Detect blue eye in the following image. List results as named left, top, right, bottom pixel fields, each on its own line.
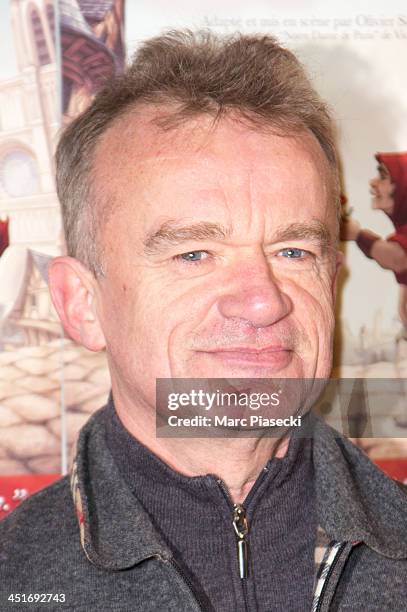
left=279, top=248, right=307, bottom=258
left=178, top=251, right=209, bottom=262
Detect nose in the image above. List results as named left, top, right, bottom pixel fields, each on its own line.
left=217, top=257, right=293, bottom=328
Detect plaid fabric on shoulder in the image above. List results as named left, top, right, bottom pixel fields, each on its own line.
left=70, top=458, right=90, bottom=561
left=314, top=525, right=331, bottom=571
left=312, top=526, right=345, bottom=611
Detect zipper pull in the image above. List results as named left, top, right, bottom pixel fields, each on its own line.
left=232, top=504, right=249, bottom=579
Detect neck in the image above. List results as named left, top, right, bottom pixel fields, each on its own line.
left=112, top=390, right=289, bottom=505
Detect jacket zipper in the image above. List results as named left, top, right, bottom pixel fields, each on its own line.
left=215, top=478, right=251, bottom=610
left=233, top=503, right=250, bottom=611
left=217, top=468, right=269, bottom=582
left=217, top=473, right=271, bottom=612
left=165, top=472, right=268, bottom=611
left=314, top=542, right=347, bottom=612
left=233, top=503, right=249, bottom=579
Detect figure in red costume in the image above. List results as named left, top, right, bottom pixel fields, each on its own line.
left=0, top=217, right=9, bottom=258
left=341, top=151, right=407, bottom=333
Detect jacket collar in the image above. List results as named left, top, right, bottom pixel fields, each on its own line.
left=71, top=407, right=172, bottom=570
left=313, top=416, right=407, bottom=559
left=70, top=406, right=407, bottom=570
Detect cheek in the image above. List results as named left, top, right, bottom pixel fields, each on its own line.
left=378, top=180, right=393, bottom=198
left=108, top=270, right=219, bottom=355
left=285, top=274, right=336, bottom=334
left=291, top=284, right=336, bottom=376
left=96, top=270, right=158, bottom=366
left=166, top=283, right=221, bottom=352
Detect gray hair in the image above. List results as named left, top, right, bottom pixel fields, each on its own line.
left=55, top=30, right=340, bottom=274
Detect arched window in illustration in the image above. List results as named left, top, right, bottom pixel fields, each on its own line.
left=46, top=3, right=55, bottom=47
left=0, top=149, right=40, bottom=197
left=30, top=7, right=51, bottom=65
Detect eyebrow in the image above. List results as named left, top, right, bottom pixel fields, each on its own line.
left=144, top=221, right=231, bottom=254
left=377, top=163, right=390, bottom=178
left=143, top=219, right=332, bottom=255
left=270, top=221, right=333, bottom=252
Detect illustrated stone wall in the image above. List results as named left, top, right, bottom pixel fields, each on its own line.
left=1, top=337, right=407, bottom=476
left=0, top=339, right=110, bottom=474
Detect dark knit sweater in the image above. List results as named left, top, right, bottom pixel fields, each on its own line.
left=104, top=403, right=317, bottom=612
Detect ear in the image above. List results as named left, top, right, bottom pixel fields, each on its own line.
left=48, top=256, right=106, bottom=351
left=332, top=250, right=344, bottom=302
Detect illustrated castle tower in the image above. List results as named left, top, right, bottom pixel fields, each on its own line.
left=0, top=0, right=59, bottom=253
left=0, top=0, right=125, bottom=254
left=0, top=0, right=125, bottom=347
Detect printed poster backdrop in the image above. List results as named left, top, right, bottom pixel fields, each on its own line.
left=0, top=0, right=125, bottom=517
left=0, top=0, right=406, bottom=517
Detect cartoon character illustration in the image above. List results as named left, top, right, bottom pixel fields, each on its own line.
left=0, top=217, right=9, bottom=258
left=341, top=151, right=407, bottom=334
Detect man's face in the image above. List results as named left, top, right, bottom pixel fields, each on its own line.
left=370, top=162, right=395, bottom=214
left=92, top=112, right=339, bottom=409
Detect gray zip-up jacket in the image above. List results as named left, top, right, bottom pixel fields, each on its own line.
left=1, top=407, right=407, bottom=611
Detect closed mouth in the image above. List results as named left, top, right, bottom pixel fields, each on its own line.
left=198, top=346, right=293, bottom=367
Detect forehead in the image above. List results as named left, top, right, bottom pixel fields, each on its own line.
left=92, top=108, right=334, bottom=232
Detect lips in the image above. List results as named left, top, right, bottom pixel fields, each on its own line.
left=199, top=346, right=293, bottom=368
left=205, top=345, right=289, bottom=353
